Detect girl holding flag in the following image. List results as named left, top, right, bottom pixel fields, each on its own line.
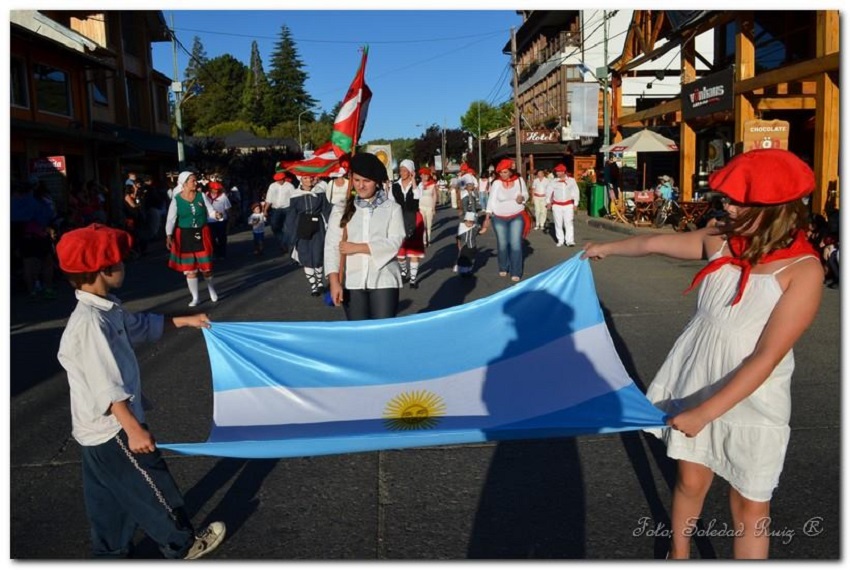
left=582, top=149, right=823, bottom=559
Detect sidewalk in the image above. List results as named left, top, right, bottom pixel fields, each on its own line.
left=579, top=210, right=676, bottom=237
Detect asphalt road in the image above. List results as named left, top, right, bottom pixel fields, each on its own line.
left=9, top=206, right=840, bottom=559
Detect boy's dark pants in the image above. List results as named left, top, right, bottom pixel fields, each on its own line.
left=81, top=429, right=194, bottom=558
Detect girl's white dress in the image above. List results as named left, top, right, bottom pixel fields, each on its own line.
left=645, top=243, right=815, bottom=502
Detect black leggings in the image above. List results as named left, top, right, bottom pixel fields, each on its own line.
left=343, top=288, right=400, bottom=321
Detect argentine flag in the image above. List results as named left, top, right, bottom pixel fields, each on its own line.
left=160, top=255, right=666, bottom=459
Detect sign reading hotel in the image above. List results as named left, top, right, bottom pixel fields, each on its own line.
left=521, top=130, right=561, bottom=144
left=743, top=119, right=790, bottom=152
left=681, top=67, right=734, bottom=121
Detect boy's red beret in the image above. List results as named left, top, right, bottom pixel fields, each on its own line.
left=553, top=163, right=568, bottom=173
left=56, top=224, right=132, bottom=273
left=708, top=149, right=815, bottom=205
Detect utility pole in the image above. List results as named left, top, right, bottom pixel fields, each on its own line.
left=602, top=10, right=610, bottom=163
left=511, top=27, right=523, bottom=178
left=477, top=101, right=483, bottom=173
left=170, top=13, right=186, bottom=170
left=441, top=117, right=447, bottom=176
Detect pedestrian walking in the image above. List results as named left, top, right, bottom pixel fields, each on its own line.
left=263, top=171, right=294, bottom=254
left=481, top=158, right=528, bottom=282
left=531, top=169, right=549, bottom=230
left=546, top=163, right=581, bottom=247
left=165, top=171, right=219, bottom=307
left=581, top=149, right=824, bottom=559
left=287, top=174, right=333, bottom=296
left=417, top=166, right=438, bottom=246
left=326, top=160, right=352, bottom=207
left=478, top=170, right=490, bottom=211
left=54, top=223, right=226, bottom=559
left=325, top=152, right=405, bottom=320
left=391, top=159, right=426, bottom=289
left=206, top=181, right=231, bottom=259
left=455, top=211, right=481, bottom=276
left=248, top=202, right=266, bottom=255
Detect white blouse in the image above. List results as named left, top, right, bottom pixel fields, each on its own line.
left=324, top=200, right=406, bottom=290
left=485, top=177, right=528, bottom=217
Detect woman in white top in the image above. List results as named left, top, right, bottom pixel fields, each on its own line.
left=325, top=153, right=406, bottom=320
left=481, top=158, right=528, bottom=282
left=326, top=159, right=351, bottom=207
left=417, top=166, right=439, bottom=246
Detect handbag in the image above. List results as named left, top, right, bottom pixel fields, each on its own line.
left=297, top=211, right=321, bottom=239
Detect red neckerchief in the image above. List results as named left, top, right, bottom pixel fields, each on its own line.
left=499, top=175, right=519, bottom=187
left=423, top=179, right=436, bottom=187
left=684, top=229, right=818, bottom=305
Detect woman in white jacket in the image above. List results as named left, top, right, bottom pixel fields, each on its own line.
left=325, top=152, right=406, bottom=320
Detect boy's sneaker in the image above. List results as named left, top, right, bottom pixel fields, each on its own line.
left=184, top=521, right=226, bottom=559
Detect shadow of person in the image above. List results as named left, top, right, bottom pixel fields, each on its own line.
left=601, top=304, right=716, bottom=559
left=468, top=290, right=623, bottom=558
left=419, top=275, right=478, bottom=313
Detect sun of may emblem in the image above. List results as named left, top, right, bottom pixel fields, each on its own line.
left=383, top=390, right=447, bottom=431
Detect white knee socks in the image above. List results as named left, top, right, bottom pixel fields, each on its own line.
left=187, top=276, right=199, bottom=306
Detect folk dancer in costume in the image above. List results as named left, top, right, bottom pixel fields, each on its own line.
left=165, top=171, right=219, bottom=307
left=391, top=159, right=426, bottom=289
left=263, top=170, right=294, bottom=255
left=583, top=149, right=823, bottom=559
left=480, top=158, right=528, bottom=282
left=417, top=166, right=439, bottom=246
left=325, top=152, right=405, bottom=320
left=546, top=163, right=581, bottom=247
left=286, top=174, right=333, bottom=296
left=326, top=158, right=351, bottom=208
left=531, top=169, right=549, bottom=230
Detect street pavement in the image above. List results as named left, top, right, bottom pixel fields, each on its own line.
left=9, top=205, right=840, bottom=559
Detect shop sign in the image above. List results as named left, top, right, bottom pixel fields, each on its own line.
left=681, top=67, right=734, bottom=121
left=29, top=155, right=66, bottom=175
left=743, top=119, right=790, bottom=152
left=522, top=130, right=561, bottom=144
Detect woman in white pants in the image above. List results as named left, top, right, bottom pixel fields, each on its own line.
left=417, top=167, right=438, bottom=246
left=546, top=164, right=581, bottom=247
left=531, top=169, right=549, bottom=230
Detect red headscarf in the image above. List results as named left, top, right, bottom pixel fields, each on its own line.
left=684, top=230, right=818, bottom=305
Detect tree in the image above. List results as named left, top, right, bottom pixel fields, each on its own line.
left=239, top=41, right=272, bottom=126
left=188, top=55, right=248, bottom=134
left=265, top=24, right=316, bottom=127
left=180, top=36, right=209, bottom=134
left=460, top=100, right=513, bottom=137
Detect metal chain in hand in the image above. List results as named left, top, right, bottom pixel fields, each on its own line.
left=115, top=433, right=176, bottom=522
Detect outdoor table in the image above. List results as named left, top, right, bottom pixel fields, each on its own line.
left=678, top=201, right=710, bottom=229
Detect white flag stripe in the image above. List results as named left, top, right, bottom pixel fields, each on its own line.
left=213, top=323, right=631, bottom=427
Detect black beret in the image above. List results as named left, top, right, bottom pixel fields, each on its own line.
left=349, top=152, right=388, bottom=183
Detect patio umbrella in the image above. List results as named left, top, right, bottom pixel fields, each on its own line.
left=600, top=129, right=679, bottom=189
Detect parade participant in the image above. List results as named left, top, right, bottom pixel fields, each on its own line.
left=263, top=170, right=294, bottom=254
left=481, top=158, right=528, bottom=282
left=531, top=169, right=549, bottom=230
left=391, top=159, right=425, bottom=289
left=417, top=166, right=438, bottom=246
left=12, top=177, right=58, bottom=299
left=248, top=202, right=266, bottom=255
left=165, top=171, right=219, bottom=307
left=478, top=169, right=490, bottom=211
left=325, top=152, right=405, bottom=320
left=55, top=224, right=226, bottom=559
left=459, top=173, right=479, bottom=217
left=123, top=181, right=146, bottom=258
left=326, top=159, right=351, bottom=207
left=206, top=181, right=231, bottom=259
left=582, top=149, right=823, bottom=559
left=455, top=211, right=481, bottom=276
left=546, top=164, right=581, bottom=247
left=286, top=174, right=333, bottom=296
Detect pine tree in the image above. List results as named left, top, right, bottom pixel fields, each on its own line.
left=180, top=36, right=209, bottom=134
left=239, top=41, right=271, bottom=127
left=265, top=24, right=317, bottom=128
left=190, top=54, right=248, bottom=134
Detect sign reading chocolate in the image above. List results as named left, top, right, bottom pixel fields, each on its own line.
left=681, top=67, right=734, bottom=121
left=521, top=130, right=561, bottom=144
left=743, top=119, right=790, bottom=152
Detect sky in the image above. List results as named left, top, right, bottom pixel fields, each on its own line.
left=151, top=10, right=526, bottom=142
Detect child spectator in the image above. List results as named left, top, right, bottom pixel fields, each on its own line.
left=248, top=202, right=266, bottom=255
left=454, top=211, right=480, bottom=276
left=55, top=223, right=226, bottom=559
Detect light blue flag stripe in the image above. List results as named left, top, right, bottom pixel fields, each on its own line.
left=203, top=254, right=605, bottom=392
left=159, top=254, right=668, bottom=459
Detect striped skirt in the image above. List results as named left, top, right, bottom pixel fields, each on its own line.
left=167, top=226, right=214, bottom=273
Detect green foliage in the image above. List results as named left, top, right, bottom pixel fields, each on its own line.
left=184, top=55, right=247, bottom=134
left=265, top=25, right=316, bottom=127
left=239, top=41, right=272, bottom=126
left=460, top=100, right=512, bottom=135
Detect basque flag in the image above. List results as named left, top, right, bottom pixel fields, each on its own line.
left=160, top=255, right=666, bottom=459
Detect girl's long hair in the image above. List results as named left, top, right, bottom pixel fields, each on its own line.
left=720, top=199, right=809, bottom=263
left=340, top=185, right=357, bottom=228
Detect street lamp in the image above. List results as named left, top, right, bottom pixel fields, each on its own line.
left=298, top=106, right=321, bottom=152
